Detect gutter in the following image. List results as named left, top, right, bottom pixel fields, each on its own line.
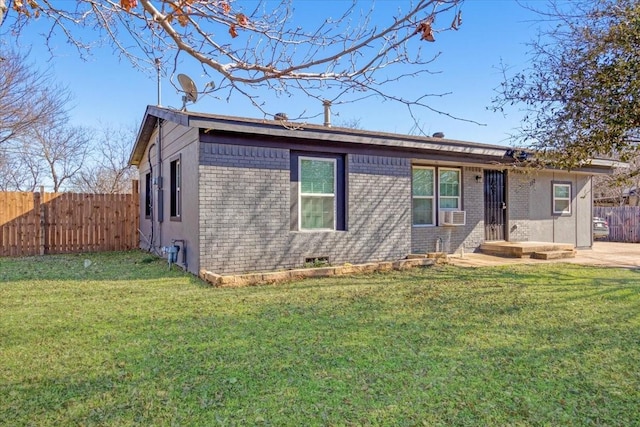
left=129, top=106, right=628, bottom=173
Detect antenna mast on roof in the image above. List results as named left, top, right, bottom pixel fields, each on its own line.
left=155, top=58, right=162, bottom=106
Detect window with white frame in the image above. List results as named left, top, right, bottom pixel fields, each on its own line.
left=412, top=167, right=435, bottom=225
left=412, top=166, right=461, bottom=226
left=439, top=168, right=461, bottom=210
left=553, top=182, right=571, bottom=215
left=299, top=157, right=336, bottom=230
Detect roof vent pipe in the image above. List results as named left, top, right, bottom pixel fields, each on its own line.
left=323, top=100, right=332, bottom=127
left=432, top=132, right=445, bottom=138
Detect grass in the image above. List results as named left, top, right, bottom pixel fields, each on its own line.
left=1, top=251, right=639, bottom=426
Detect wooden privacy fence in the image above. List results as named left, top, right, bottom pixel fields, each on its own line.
left=593, top=206, right=640, bottom=243
left=0, top=184, right=139, bottom=257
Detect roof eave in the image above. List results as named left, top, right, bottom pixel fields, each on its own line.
left=189, top=117, right=509, bottom=160
left=587, top=158, right=629, bottom=168
left=128, top=106, right=624, bottom=174
left=129, top=105, right=190, bottom=166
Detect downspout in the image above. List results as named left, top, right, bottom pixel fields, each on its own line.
left=156, top=119, right=164, bottom=248
left=147, top=142, right=156, bottom=252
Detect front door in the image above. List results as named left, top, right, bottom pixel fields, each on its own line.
left=484, top=170, right=507, bottom=241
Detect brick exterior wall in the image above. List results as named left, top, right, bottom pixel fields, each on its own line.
left=347, top=154, right=412, bottom=262
left=199, top=144, right=412, bottom=274
left=197, top=142, right=575, bottom=274
left=411, top=166, right=486, bottom=254
left=198, top=143, right=290, bottom=274
left=410, top=167, right=537, bottom=254
left=132, top=109, right=596, bottom=275
left=507, top=171, right=531, bottom=241
left=460, top=167, right=487, bottom=251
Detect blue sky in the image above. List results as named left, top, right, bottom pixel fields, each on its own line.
left=3, top=1, right=546, bottom=146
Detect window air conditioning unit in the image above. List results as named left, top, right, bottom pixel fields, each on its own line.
left=440, top=210, right=466, bottom=226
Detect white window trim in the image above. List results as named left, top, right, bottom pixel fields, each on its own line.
left=412, top=166, right=462, bottom=227
left=298, top=156, right=337, bottom=231
left=553, top=183, right=571, bottom=215
left=438, top=167, right=461, bottom=211
left=412, top=166, right=436, bottom=226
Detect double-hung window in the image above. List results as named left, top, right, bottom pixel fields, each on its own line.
left=553, top=182, right=571, bottom=215
left=412, top=166, right=461, bottom=226
left=439, top=168, right=461, bottom=210
left=299, top=157, right=336, bottom=230
left=412, top=167, right=435, bottom=225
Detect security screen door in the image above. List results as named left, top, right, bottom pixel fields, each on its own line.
left=484, top=170, right=507, bottom=241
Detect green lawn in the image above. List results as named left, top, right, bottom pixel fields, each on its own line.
left=1, top=251, right=639, bottom=426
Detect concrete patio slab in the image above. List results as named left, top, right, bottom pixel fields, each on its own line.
left=447, top=242, right=640, bottom=269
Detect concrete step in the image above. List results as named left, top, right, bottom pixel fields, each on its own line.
left=480, top=241, right=575, bottom=258
left=530, top=249, right=577, bottom=260
left=408, top=253, right=447, bottom=263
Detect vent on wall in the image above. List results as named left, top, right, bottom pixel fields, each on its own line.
left=440, top=210, right=466, bottom=226
left=304, top=256, right=329, bottom=267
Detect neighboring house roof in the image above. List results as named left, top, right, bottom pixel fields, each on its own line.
left=594, top=187, right=638, bottom=205
left=130, top=105, right=622, bottom=173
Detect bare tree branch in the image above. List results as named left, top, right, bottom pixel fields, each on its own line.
left=4, top=0, right=466, bottom=124
left=2, top=124, right=91, bottom=192
left=70, top=123, right=138, bottom=193
left=0, top=49, right=71, bottom=146
left=34, top=125, right=92, bottom=192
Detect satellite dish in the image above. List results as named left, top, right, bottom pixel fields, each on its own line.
left=177, top=73, right=198, bottom=110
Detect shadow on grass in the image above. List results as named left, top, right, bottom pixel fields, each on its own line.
left=11, top=295, right=640, bottom=424
left=2, top=260, right=639, bottom=425
left=0, top=250, right=206, bottom=285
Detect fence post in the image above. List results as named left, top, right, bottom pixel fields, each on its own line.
left=33, top=187, right=46, bottom=255
left=131, top=180, right=139, bottom=249
left=40, top=200, right=46, bottom=255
